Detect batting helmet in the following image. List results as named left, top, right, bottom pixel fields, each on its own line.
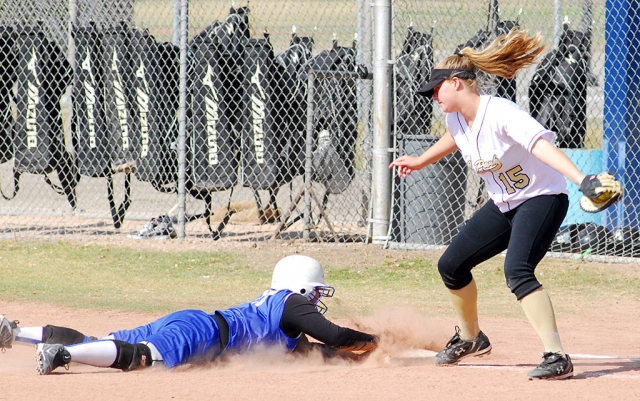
left=271, top=255, right=335, bottom=314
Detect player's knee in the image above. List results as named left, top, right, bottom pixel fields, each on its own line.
left=504, top=271, right=540, bottom=300
left=110, top=340, right=153, bottom=371
left=437, top=258, right=471, bottom=289
left=437, top=258, right=455, bottom=284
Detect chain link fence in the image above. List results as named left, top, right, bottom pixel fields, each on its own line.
left=0, top=0, right=638, bottom=260
left=0, top=0, right=373, bottom=242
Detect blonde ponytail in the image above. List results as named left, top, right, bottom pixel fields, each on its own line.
left=438, top=28, right=545, bottom=79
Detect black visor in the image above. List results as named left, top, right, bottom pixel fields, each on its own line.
left=416, top=68, right=477, bottom=98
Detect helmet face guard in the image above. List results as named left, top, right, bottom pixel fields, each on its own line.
left=307, top=285, right=335, bottom=315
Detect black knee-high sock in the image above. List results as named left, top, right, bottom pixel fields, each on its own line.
left=42, top=325, right=90, bottom=345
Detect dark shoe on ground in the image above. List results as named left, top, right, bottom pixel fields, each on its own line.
left=0, top=315, right=19, bottom=352
left=528, top=352, right=574, bottom=380
left=434, top=326, right=492, bottom=365
left=36, top=343, right=71, bottom=375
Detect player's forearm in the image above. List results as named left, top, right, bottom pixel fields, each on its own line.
left=416, top=131, right=458, bottom=168
left=531, top=138, right=586, bottom=185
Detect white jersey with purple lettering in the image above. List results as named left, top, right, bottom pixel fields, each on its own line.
left=446, top=95, right=568, bottom=212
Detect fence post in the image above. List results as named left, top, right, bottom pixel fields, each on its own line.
left=303, top=71, right=316, bottom=241
left=176, top=0, right=189, bottom=240
left=370, top=0, right=393, bottom=244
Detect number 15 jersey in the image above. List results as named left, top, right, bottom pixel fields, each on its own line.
left=447, top=95, right=568, bottom=213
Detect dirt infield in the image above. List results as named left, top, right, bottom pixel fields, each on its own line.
left=2, top=297, right=640, bottom=401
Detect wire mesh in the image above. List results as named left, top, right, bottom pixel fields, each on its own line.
left=0, top=0, right=637, bottom=261
left=0, top=0, right=373, bottom=243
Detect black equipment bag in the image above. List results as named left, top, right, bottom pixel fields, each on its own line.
left=131, top=30, right=180, bottom=192
left=241, top=32, right=312, bottom=191
left=72, top=23, right=112, bottom=178
left=188, top=29, right=239, bottom=193
left=188, top=7, right=250, bottom=195
left=180, top=8, right=251, bottom=239
left=272, top=33, right=314, bottom=181
left=191, top=6, right=249, bottom=63
left=72, top=22, right=132, bottom=228
left=529, top=22, right=589, bottom=149
left=395, top=26, right=434, bottom=136
left=241, top=36, right=289, bottom=191
left=455, top=19, right=518, bottom=101
left=1, top=26, right=16, bottom=166
left=102, top=22, right=140, bottom=171
left=307, top=42, right=358, bottom=195
left=13, top=22, right=79, bottom=208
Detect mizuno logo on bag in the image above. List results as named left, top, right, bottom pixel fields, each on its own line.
left=81, top=52, right=97, bottom=148
left=135, top=59, right=150, bottom=158
left=111, top=49, right=129, bottom=149
left=26, top=47, right=40, bottom=148
left=202, top=64, right=219, bottom=165
left=250, top=62, right=265, bottom=164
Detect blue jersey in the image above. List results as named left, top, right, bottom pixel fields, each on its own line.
left=218, top=289, right=300, bottom=352
left=108, top=289, right=298, bottom=368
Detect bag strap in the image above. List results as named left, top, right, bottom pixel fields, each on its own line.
left=0, top=168, right=20, bottom=200
left=107, top=172, right=132, bottom=229
left=185, top=187, right=235, bottom=240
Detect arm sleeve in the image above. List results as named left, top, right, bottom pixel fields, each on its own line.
left=500, top=100, right=555, bottom=152
left=281, top=294, right=378, bottom=351
left=293, top=334, right=373, bottom=362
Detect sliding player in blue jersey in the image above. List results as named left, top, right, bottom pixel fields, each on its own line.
left=0, top=255, right=378, bottom=375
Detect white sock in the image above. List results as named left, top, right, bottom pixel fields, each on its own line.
left=14, top=327, right=44, bottom=345
left=66, top=340, right=118, bottom=367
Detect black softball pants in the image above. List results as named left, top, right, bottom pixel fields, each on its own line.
left=438, top=193, right=569, bottom=300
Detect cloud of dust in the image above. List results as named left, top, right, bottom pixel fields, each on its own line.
left=179, top=306, right=451, bottom=373
left=331, top=306, right=452, bottom=365
left=177, top=343, right=347, bottom=374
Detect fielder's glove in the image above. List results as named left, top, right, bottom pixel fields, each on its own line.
left=579, top=173, right=623, bottom=213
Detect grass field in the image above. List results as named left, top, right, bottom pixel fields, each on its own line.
left=2, top=239, right=639, bottom=318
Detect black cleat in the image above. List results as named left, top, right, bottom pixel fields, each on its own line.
left=528, top=352, right=574, bottom=380
left=36, top=343, right=72, bottom=375
left=434, top=326, right=492, bottom=365
left=0, top=315, right=19, bottom=352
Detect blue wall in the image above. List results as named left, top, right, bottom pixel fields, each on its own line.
left=604, top=0, right=640, bottom=230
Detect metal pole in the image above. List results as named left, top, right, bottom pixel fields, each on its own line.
left=176, top=0, right=188, bottom=241
left=370, top=0, right=393, bottom=244
left=303, top=71, right=316, bottom=241
left=65, top=0, right=78, bottom=156
left=68, top=0, right=77, bottom=70
left=554, top=0, right=562, bottom=48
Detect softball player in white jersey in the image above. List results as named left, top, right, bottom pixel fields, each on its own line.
left=390, top=28, right=594, bottom=380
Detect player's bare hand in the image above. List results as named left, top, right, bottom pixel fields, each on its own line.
left=389, top=155, right=421, bottom=178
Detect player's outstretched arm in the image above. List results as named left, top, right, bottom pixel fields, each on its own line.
left=389, top=131, right=458, bottom=178
left=530, top=137, right=585, bottom=185
left=293, top=334, right=376, bottom=362
left=281, top=294, right=379, bottom=360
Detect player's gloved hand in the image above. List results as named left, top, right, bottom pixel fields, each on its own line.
left=579, top=172, right=623, bottom=213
